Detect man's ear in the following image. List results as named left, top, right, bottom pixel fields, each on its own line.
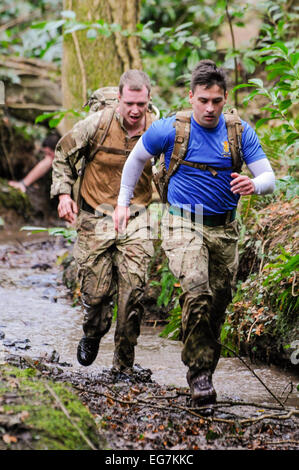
left=188, top=90, right=193, bottom=104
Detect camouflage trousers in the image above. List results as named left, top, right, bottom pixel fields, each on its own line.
left=73, top=208, right=154, bottom=371
left=161, top=210, right=240, bottom=377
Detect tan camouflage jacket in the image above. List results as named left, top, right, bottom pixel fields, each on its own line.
left=50, top=111, right=104, bottom=199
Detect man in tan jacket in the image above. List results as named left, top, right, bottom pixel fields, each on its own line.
left=51, top=70, right=157, bottom=373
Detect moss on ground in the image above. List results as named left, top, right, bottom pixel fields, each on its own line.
left=0, top=364, right=103, bottom=450
left=0, top=178, right=32, bottom=217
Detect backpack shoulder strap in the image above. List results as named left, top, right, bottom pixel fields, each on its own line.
left=88, top=105, right=117, bottom=162
left=223, top=108, right=244, bottom=173
left=165, top=109, right=192, bottom=182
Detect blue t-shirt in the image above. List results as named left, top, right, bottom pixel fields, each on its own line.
left=142, top=113, right=266, bottom=215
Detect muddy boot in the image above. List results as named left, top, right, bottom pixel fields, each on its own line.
left=187, top=369, right=216, bottom=412
left=77, top=336, right=100, bottom=366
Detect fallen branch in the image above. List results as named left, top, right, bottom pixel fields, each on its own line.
left=43, top=381, right=98, bottom=450
left=74, top=382, right=299, bottom=428
left=218, top=341, right=286, bottom=409
left=263, top=439, right=299, bottom=446
left=0, top=13, right=40, bottom=33
left=6, top=103, right=60, bottom=111
left=239, top=408, right=299, bottom=426
left=21, top=356, right=98, bottom=450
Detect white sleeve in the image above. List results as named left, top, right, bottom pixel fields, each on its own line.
left=117, top=137, right=154, bottom=206
left=247, top=158, right=276, bottom=195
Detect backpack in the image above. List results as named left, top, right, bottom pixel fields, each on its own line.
left=152, top=108, right=244, bottom=203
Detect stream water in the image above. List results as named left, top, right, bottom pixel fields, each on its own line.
left=0, top=231, right=298, bottom=408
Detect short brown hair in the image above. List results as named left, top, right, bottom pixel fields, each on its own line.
left=119, top=69, right=151, bottom=96
left=191, top=60, right=227, bottom=94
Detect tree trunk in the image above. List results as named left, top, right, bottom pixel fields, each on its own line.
left=62, top=0, right=142, bottom=132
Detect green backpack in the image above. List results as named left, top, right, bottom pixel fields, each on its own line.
left=152, top=108, right=244, bottom=203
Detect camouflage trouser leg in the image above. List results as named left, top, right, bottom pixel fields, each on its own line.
left=161, top=211, right=239, bottom=375
left=74, top=211, right=116, bottom=339
left=74, top=208, right=154, bottom=370
left=112, top=210, right=154, bottom=371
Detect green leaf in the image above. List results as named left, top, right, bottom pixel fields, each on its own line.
left=175, top=22, right=193, bottom=32
left=242, top=89, right=260, bottom=105
left=269, top=42, right=289, bottom=55
left=255, top=117, right=273, bottom=129
left=49, top=118, right=62, bottom=128
left=248, top=78, right=264, bottom=88
left=290, top=52, right=299, bottom=67
left=243, top=57, right=256, bottom=74
left=86, top=28, right=98, bottom=39
left=279, top=99, right=292, bottom=112
left=30, top=21, right=48, bottom=29
left=20, top=226, right=48, bottom=233
left=35, top=112, right=58, bottom=124
left=232, top=83, right=256, bottom=92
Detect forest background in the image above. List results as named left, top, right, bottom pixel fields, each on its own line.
left=0, top=0, right=298, bottom=368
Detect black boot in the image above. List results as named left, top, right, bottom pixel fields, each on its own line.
left=77, top=336, right=100, bottom=366
left=187, top=369, right=217, bottom=407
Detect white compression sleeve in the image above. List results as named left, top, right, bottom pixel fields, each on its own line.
left=117, top=137, right=154, bottom=206
left=247, top=158, right=276, bottom=195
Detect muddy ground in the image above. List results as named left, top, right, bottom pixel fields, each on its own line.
left=0, top=234, right=298, bottom=452
left=2, top=352, right=299, bottom=452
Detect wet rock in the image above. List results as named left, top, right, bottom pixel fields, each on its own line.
left=31, top=263, right=52, bottom=271
left=20, top=273, right=57, bottom=288
left=106, top=364, right=153, bottom=384
left=40, top=350, right=72, bottom=368
left=3, top=338, right=31, bottom=350
left=42, top=286, right=58, bottom=302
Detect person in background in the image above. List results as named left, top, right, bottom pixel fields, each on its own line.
left=9, top=132, right=60, bottom=193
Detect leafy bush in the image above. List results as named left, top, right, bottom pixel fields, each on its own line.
left=263, top=249, right=299, bottom=317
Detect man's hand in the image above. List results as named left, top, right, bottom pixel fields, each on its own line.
left=58, top=194, right=78, bottom=224
left=230, top=172, right=255, bottom=196
left=113, top=205, right=130, bottom=233
left=8, top=181, right=27, bottom=193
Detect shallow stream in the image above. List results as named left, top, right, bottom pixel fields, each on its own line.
left=0, top=231, right=298, bottom=408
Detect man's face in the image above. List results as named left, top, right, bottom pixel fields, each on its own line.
left=118, top=84, right=150, bottom=130
left=189, top=84, right=228, bottom=128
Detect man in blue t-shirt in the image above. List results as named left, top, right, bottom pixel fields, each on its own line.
left=114, top=60, right=275, bottom=411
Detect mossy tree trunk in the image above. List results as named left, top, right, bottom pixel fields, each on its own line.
left=61, top=0, right=142, bottom=132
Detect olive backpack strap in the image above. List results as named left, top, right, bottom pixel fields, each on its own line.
left=76, top=103, right=117, bottom=207
left=152, top=110, right=192, bottom=203
left=87, top=105, right=117, bottom=161
left=223, top=108, right=244, bottom=173
left=165, top=109, right=192, bottom=184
